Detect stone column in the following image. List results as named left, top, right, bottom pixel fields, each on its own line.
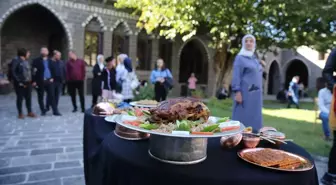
left=103, top=30, right=112, bottom=57
left=150, top=37, right=159, bottom=69
left=128, top=34, right=137, bottom=61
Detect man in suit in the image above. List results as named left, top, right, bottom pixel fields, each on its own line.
left=48, top=50, right=66, bottom=115
left=11, top=48, right=37, bottom=119
left=32, top=47, right=60, bottom=116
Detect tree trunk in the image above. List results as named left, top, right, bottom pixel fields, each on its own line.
left=212, top=45, right=234, bottom=96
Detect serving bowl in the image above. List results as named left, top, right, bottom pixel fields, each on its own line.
left=242, top=133, right=260, bottom=148
left=220, top=134, right=243, bottom=149
left=261, top=130, right=286, bottom=147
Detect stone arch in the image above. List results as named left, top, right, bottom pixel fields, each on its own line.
left=81, top=14, right=107, bottom=31
left=178, top=37, right=210, bottom=85
left=0, top=1, right=73, bottom=49
left=110, top=19, right=133, bottom=35
left=283, top=58, right=310, bottom=89
left=267, top=60, right=281, bottom=95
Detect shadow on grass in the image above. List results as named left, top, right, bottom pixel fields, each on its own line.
left=208, top=101, right=331, bottom=157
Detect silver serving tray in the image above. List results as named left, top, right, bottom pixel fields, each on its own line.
left=114, top=114, right=245, bottom=138
left=129, top=101, right=158, bottom=108
left=238, top=148, right=314, bottom=172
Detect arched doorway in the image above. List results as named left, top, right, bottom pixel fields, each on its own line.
left=1, top=4, right=69, bottom=66
left=84, top=17, right=104, bottom=66
left=285, top=59, right=309, bottom=89
left=112, top=23, right=130, bottom=57
left=179, top=39, right=208, bottom=96
left=267, top=61, right=281, bottom=94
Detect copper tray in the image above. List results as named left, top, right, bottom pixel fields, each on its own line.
left=114, top=124, right=150, bottom=140
left=238, top=148, right=314, bottom=172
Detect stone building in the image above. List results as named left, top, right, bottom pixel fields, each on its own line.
left=0, top=0, right=328, bottom=97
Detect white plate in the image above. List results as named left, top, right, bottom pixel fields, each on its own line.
left=129, top=101, right=158, bottom=108
left=114, top=114, right=245, bottom=138
left=105, top=115, right=119, bottom=122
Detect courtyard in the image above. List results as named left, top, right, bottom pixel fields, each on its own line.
left=0, top=93, right=330, bottom=185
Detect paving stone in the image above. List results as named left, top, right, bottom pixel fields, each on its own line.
left=18, top=139, right=59, bottom=145
left=28, top=168, right=83, bottom=181
left=20, top=136, right=47, bottom=140
left=60, top=138, right=82, bottom=142
left=23, top=179, right=61, bottom=185
left=56, top=152, right=83, bottom=161
left=11, top=154, right=57, bottom=166
left=63, top=175, right=85, bottom=185
left=0, top=174, right=26, bottom=184
left=0, top=164, right=52, bottom=175
left=65, top=146, right=82, bottom=153
left=54, top=161, right=81, bottom=169
left=50, top=143, right=82, bottom=147
left=31, top=148, right=64, bottom=156
left=0, top=159, right=10, bottom=168
left=4, top=145, right=46, bottom=151
left=0, top=151, right=28, bottom=158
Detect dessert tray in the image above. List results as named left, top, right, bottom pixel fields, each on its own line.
left=238, top=148, right=314, bottom=172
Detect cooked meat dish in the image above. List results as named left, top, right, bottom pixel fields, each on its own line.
left=148, top=98, right=210, bottom=124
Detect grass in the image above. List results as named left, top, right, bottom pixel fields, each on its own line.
left=206, top=98, right=332, bottom=157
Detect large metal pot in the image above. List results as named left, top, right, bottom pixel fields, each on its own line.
left=148, top=134, right=208, bottom=165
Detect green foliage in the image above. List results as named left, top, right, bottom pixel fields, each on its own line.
left=133, top=84, right=155, bottom=101
left=191, top=89, right=206, bottom=98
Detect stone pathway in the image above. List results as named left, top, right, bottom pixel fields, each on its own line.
left=0, top=93, right=328, bottom=185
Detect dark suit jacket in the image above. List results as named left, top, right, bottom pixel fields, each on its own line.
left=101, top=68, right=117, bottom=91
left=323, top=49, right=336, bottom=92
left=32, top=57, right=55, bottom=85
left=92, top=64, right=104, bottom=96
left=49, top=59, right=66, bottom=83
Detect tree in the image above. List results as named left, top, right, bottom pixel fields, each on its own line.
left=113, top=0, right=336, bottom=94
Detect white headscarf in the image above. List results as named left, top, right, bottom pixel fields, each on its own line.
left=238, top=34, right=256, bottom=57
left=97, top=54, right=104, bottom=71
left=116, top=54, right=128, bottom=82
left=117, top=54, right=128, bottom=65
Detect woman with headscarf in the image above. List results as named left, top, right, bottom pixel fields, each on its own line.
left=115, top=54, right=128, bottom=93
left=231, top=34, right=264, bottom=131
left=101, top=56, right=117, bottom=99
left=287, top=76, right=300, bottom=109
left=91, top=54, right=105, bottom=107
left=120, top=57, right=139, bottom=103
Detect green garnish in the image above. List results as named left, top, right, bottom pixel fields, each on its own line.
left=140, top=123, right=159, bottom=130
left=201, top=124, right=220, bottom=132
left=127, top=110, right=135, bottom=116
left=142, top=110, right=151, bottom=116
left=176, top=120, right=191, bottom=131
left=216, top=117, right=230, bottom=123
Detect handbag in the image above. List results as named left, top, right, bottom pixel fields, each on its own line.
left=163, top=69, right=174, bottom=90
left=129, top=72, right=140, bottom=90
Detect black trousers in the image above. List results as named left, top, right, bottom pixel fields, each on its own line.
left=155, top=82, right=167, bottom=102
left=50, top=81, right=63, bottom=109
left=217, top=94, right=228, bottom=100
left=68, top=81, right=85, bottom=110
left=37, top=81, right=57, bottom=114
left=287, top=96, right=299, bottom=108
left=328, top=130, right=336, bottom=174
left=14, top=83, right=32, bottom=114
left=92, top=95, right=99, bottom=108
left=62, top=82, right=66, bottom=95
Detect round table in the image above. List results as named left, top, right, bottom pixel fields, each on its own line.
left=89, top=132, right=318, bottom=185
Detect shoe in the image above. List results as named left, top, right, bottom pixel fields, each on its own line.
left=321, top=173, right=336, bottom=185
left=72, top=108, right=77, bottom=113
left=45, top=108, right=50, bottom=112
left=18, top=114, right=24, bottom=119
left=81, top=109, right=85, bottom=113
left=53, top=112, right=62, bottom=116
left=41, top=111, right=46, bottom=116
left=27, top=112, right=37, bottom=118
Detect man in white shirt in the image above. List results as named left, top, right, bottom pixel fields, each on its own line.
left=317, top=77, right=332, bottom=141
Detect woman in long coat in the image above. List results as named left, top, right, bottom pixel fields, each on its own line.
left=231, top=34, right=264, bottom=131
left=91, top=55, right=105, bottom=108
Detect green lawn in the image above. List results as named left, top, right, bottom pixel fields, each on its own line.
left=206, top=98, right=332, bottom=156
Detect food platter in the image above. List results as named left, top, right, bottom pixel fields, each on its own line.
left=114, top=114, right=245, bottom=138
left=129, top=101, right=158, bottom=108
left=238, top=148, right=314, bottom=172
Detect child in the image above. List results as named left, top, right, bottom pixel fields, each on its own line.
left=188, top=73, right=197, bottom=96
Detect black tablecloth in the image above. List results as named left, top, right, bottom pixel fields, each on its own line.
left=87, top=132, right=319, bottom=185
left=83, top=109, right=116, bottom=185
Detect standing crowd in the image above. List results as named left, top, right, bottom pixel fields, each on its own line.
left=9, top=47, right=174, bottom=119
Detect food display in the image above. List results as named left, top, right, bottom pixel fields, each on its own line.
left=130, top=100, right=158, bottom=108
left=220, top=134, right=242, bottom=148
left=120, top=98, right=241, bottom=136
left=261, top=130, right=286, bottom=146
left=242, top=134, right=261, bottom=148
left=239, top=148, right=313, bottom=171
left=92, top=102, right=120, bottom=116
